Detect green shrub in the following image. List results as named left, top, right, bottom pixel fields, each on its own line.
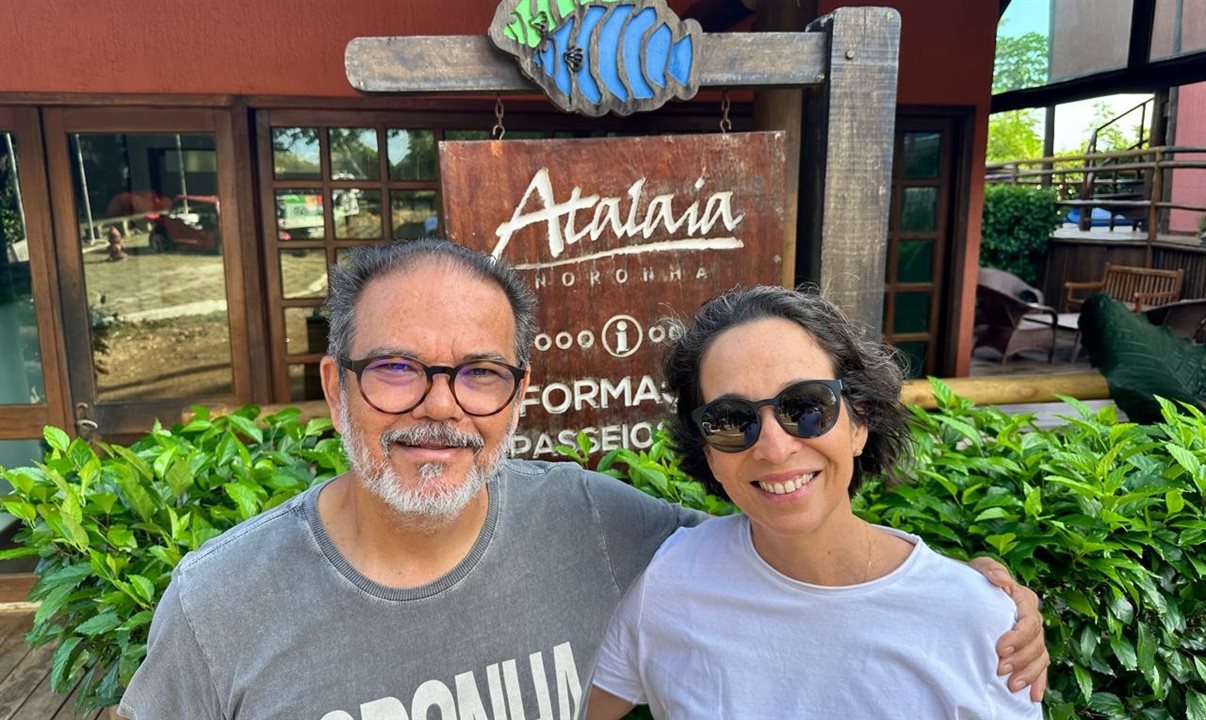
left=981, top=184, right=1064, bottom=286
left=855, top=381, right=1206, bottom=720
left=0, top=406, right=344, bottom=711
left=557, top=428, right=736, bottom=517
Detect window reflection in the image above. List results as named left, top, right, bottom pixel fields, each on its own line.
left=276, top=190, right=324, bottom=241
left=391, top=190, right=439, bottom=239
left=387, top=129, right=436, bottom=181
left=333, top=189, right=382, bottom=240
left=330, top=128, right=379, bottom=181
left=70, top=132, right=233, bottom=400
left=0, top=132, right=45, bottom=405
left=273, top=128, right=321, bottom=180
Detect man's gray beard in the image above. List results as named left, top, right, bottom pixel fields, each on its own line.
left=339, top=399, right=510, bottom=527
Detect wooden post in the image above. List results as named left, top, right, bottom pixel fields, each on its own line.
left=1147, top=147, right=1163, bottom=267
left=753, top=0, right=814, bottom=288
left=799, top=7, right=901, bottom=335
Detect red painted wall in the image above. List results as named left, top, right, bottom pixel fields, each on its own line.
left=0, top=0, right=506, bottom=96
left=0, top=0, right=996, bottom=374
left=1171, top=82, right=1206, bottom=234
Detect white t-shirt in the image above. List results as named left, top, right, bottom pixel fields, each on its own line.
left=592, top=514, right=1041, bottom=719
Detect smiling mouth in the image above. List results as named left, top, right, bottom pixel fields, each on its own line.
left=755, top=471, right=818, bottom=495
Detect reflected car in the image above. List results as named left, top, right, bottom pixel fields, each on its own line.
left=147, top=195, right=222, bottom=254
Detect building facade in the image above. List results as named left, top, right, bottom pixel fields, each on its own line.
left=0, top=0, right=1000, bottom=470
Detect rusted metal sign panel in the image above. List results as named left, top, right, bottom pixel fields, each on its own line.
left=440, top=132, right=785, bottom=459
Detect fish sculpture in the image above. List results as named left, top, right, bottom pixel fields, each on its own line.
left=488, top=0, right=702, bottom=117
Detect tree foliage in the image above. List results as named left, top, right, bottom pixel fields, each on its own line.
left=993, top=31, right=1048, bottom=94
left=988, top=110, right=1044, bottom=164
left=980, top=184, right=1063, bottom=285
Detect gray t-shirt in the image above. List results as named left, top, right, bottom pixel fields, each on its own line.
left=118, top=459, right=702, bottom=720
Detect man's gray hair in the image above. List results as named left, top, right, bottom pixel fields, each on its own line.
left=325, top=239, right=538, bottom=376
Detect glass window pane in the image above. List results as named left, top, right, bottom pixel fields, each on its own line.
left=289, top=361, right=324, bottom=402
left=444, top=130, right=490, bottom=142
left=391, top=190, right=439, bottom=239
left=893, top=292, right=931, bottom=334
left=1152, top=0, right=1206, bottom=59
left=329, top=128, right=379, bottom=181
left=276, top=190, right=324, bottom=241
left=0, top=133, right=45, bottom=405
left=334, top=189, right=382, bottom=240
left=387, top=129, right=436, bottom=181
left=284, top=306, right=327, bottom=357
left=897, top=240, right=934, bottom=283
left=272, top=128, right=321, bottom=180
left=894, top=341, right=928, bottom=379
left=72, top=133, right=233, bottom=401
left=1049, top=2, right=1131, bottom=82
left=901, top=187, right=938, bottom=232
left=280, top=249, right=328, bottom=300
left=902, top=132, right=940, bottom=179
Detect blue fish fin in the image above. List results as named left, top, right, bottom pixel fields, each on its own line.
left=621, top=7, right=658, bottom=100
left=575, top=6, right=607, bottom=105
left=668, top=33, right=693, bottom=86
left=596, top=5, right=632, bottom=102
left=645, top=24, right=671, bottom=89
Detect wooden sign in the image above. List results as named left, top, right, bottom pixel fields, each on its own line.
left=440, top=132, right=785, bottom=459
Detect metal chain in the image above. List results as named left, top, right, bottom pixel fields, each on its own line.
left=719, top=92, right=732, bottom=134
left=492, top=96, right=507, bottom=140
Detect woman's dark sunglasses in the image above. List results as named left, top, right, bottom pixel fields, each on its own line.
left=691, top=379, right=844, bottom=453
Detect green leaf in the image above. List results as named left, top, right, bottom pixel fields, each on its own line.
left=1087, top=692, right=1126, bottom=717
left=1073, top=662, right=1093, bottom=703
left=1166, top=489, right=1185, bottom=515
left=2, top=499, right=36, bottom=524
left=224, top=483, right=259, bottom=521
left=1189, top=690, right=1206, bottom=720
left=76, top=611, right=122, bottom=636
left=127, top=574, right=155, bottom=604
left=227, top=414, right=264, bottom=444
left=1065, top=589, right=1097, bottom=618
left=115, top=465, right=157, bottom=522
left=164, top=459, right=194, bottom=499
left=43, top=426, right=70, bottom=454
left=33, top=583, right=76, bottom=627
left=1109, top=635, right=1137, bottom=670
left=49, top=636, right=83, bottom=692
left=1079, top=294, right=1206, bottom=424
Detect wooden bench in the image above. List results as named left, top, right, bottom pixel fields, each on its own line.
left=1063, top=263, right=1184, bottom=313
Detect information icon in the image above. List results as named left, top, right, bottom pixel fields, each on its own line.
left=601, top=315, right=643, bottom=358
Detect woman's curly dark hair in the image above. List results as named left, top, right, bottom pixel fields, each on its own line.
left=661, top=285, right=913, bottom=500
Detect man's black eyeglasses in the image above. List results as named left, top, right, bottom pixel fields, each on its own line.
left=691, top=379, right=844, bottom=453
left=338, top=355, right=525, bottom=417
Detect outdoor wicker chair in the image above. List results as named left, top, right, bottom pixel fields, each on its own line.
left=973, top=269, right=1058, bottom=363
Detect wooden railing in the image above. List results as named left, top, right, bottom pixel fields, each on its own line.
left=986, top=145, right=1206, bottom=265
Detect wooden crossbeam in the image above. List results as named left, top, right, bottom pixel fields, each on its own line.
left=345, top=33, right=827, bottom=94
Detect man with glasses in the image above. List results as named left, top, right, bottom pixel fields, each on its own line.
left=119, top=239, right=1047, bottom=719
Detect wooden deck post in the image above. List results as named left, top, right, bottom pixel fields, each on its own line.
left=799, top=7, right=901, bottom=335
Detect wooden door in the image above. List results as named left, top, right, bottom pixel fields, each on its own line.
left=0, top=107, right=70, bottom=474
left=882, top=113, right=968, bottom=377
left=42, top=108, right=254, bottom=440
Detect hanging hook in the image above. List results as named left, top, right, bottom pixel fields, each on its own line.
left=492, top=95, right=507, bottom=140
left=719, top=91, right=733, bottom=134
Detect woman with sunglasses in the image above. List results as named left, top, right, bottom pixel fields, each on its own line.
left=587, top=285, right=1043, bottom=719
